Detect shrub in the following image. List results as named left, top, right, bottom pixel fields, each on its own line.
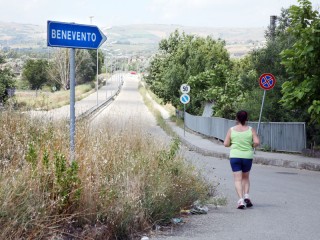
left=0, top=111, right=213, bottom=239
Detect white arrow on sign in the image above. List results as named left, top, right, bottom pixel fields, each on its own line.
left=180, top=93, right=190, bottom=104
left=180, top=84, right=190, bottom=94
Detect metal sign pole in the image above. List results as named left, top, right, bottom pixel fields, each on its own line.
left=96, top=50, right=99, bottom=106
left=257, top=90, right=266, bottom=135
left=70, top=48, right=76, bottom=162
left=106, top=56, right=108, bottom=99
left=184, top=104, right=186, bottom=137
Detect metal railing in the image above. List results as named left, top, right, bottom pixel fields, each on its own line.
left=183, top=112, right=306, bottom=153
left=77, top=78, right=124, bottom=121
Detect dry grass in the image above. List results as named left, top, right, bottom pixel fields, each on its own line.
left=0, top=111, right=213, bottom=239
left=140, top=81, right=176, bottom=116
left=14, top=83, right=94, bottom=110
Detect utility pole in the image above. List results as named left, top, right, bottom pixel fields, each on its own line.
left=89, top=16, right=99, bottom=106
left=89, top=16, right=94, bottom=24
left=270, top=15, right=277, bottom=41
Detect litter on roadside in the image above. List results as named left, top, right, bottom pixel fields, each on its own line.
left=190, top=201, right=209, bottom=214
left=171, top=218, right=183, bottom=224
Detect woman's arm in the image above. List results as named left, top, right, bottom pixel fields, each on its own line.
left=252, top=128, right=260, bottom=147
left=224, top=128, right=232, bottom=147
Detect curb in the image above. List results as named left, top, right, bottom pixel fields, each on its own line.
left=253, top=156, right=320, bottom=171
left=177, top=134, right=320, bottom=172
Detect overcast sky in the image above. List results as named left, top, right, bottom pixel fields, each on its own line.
left=0, top=0, right=319, bottom=28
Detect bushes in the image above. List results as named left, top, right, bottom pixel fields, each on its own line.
left=0, top=111, right=212, bottom=239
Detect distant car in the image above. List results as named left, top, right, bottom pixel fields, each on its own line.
left=130, top=71, right=137, bottom=75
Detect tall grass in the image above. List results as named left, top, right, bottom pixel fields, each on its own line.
left=138, top=84, right=175, bottom=137
left=0, top=111, right=212, bottom=239
left=14, top=83, right=94, bottom=110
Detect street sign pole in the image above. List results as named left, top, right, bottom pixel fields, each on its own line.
left=70, top=48, right=76, bottom=162
left=184, top=104, right=186, bottom=137
left=257, top=90, right=266, bottom=135
left=96, top=50, right=99, bottom=106
left=105, top=56, right=108, bottom=99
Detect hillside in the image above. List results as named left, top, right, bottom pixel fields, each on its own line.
left=104, top=24, right=265, bottom=57
left=0, top=22, right=266, bottom=57
left=0, top=22, right=46, bottom=48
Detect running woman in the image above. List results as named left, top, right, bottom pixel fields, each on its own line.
left=224, top=110, right=260, bottom=209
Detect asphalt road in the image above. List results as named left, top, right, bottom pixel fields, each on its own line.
left=92, top=74, right=320, bottom=240
left=152, top=150, right=320, bottom=240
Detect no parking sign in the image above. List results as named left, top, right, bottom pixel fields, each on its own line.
left=257, top=73, right=277, bottom=137
left=180, top=93, right=190, bottom=104
left=259, top=73, right=276, bottom=90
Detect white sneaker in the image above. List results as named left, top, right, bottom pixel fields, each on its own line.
left=237, top=198, right=245, bottom=209
left=244, top=194, right=253, bottom=208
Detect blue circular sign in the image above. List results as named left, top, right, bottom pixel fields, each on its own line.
left=180, top=94, right=190, bottom=104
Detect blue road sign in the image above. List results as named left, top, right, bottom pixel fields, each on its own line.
left=47, top=21, right=107, bottom=49
left=180, top=93, right=190, bottom=104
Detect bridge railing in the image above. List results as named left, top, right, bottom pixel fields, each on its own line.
left=182, top=111, right=306, bottom=153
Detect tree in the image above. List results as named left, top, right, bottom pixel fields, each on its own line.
left=188, top=64, right=243, bottom=118
left=88, top=49, right=104, bottom=75
left=280, top=0, right=320, bottom=124
left=48, top=48, right=70, bottom=90
left=146, top=30, right=231, bottom=114
left=0, top=55, right=5, bottom=64
left=75, top=50, right=95, bottom=84
left=22, top=59, right=49, bottom=90
left=48, top=49, right=100, bottom=90
left=236, top=7, right=299, bottom=122
left=0, top=55, right=15, bottom=103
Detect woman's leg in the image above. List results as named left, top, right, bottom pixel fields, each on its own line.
left=242, top=171, right=250, bottom=196
left=233, top=171, right=243, bottom=199
left=242, top=171, right=253, bottom=207
left=241, top=159, right=252, bottom=196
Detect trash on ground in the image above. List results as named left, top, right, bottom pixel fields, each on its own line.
left=171, top=218, right=183, bottom=224
left=190, top=201, right=209, bottom=214
left=180, top=209, right=191, bottom=215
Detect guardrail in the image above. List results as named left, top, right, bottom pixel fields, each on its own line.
left=180, top=111, right=306, bottom=153
left=77, top=79, right=124, bottom=121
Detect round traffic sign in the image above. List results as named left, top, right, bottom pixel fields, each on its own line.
left=180, top=93, right=190, bottom=104
left=259, top=73, right=276, bottom=90
left=180, top=84, right=190, bottom=94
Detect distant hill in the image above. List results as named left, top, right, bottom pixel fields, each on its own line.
left=104, top=24, right=266, bottom=57
left=105, top=24, right=265, bottom=44
left=0, top=22, right=46, bottom=48
left=0, top=22, right=266, bottom=57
